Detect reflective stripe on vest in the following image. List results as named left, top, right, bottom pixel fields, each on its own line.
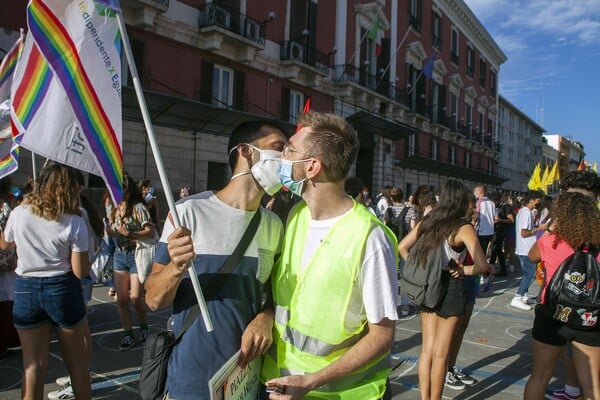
left=275, top=305, right=366, bottom=357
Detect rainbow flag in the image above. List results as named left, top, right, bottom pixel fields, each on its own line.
left=0, top=35, right=25, bottom=179
left=12, top=0, right=123, bottom=203
left=0, top=36, right=24, bottom=101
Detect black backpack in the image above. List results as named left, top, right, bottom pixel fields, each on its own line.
left=544, top=245, right=600, bottom=330
left=385, top=206, right=410, bottom=240
left=398, top=244, right=445, bottom=308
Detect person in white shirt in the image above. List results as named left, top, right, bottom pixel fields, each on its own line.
left=510, top=190, right=547, bottom=311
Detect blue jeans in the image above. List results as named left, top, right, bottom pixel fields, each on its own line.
left=516, top=255, right=536, bottom=296
left=13, top=272, right=86, bottom=329
left=113, top=248, right=138, bottom=274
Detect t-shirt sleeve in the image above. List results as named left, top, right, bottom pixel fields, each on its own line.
left=70, top=216, right=90, bottom=253
left=154, top=211, right=176, bottom=265
left=134, top=203, right=152, bottom=227
left=361, top=227, right=399, bottom=323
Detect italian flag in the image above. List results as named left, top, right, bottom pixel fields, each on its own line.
left=368, top=16, right=382, bottom=57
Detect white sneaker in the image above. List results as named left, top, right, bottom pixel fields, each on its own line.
left=55, top=375, right=70, bottom=387
left=48, top=385, right=74, bottom=400
left=510, top=297, right=531, bottom=311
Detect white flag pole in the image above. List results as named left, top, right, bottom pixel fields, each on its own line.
left=31, top=152, right=37, bottom=184
left=115, top=12, right=214, bottom=332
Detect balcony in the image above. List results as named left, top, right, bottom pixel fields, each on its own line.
left=279, top=40, right=329, bottom=86
left=121, top=0, right=169, bottom=28
left=197, top=3, right=265, bottom=63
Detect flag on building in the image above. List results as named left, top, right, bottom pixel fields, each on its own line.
left=295, top=96, right=311, bottom=133
left=547, top=161, right=558, bottom=184
left=368, top=16, right=382, bottom=57
left=577, top=159, right=586, bottom=171
left=527, top=162, right=542, bottom=191
left=11, top=0, right=123, bottom=203
left=422, top=53, right=435, bottom=80
left=0, top=34, right=24, bottom=178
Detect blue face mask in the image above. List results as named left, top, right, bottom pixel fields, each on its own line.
left=279, top=158, right=310, bottom=196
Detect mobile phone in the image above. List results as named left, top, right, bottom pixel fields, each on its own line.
left=447, top=259, right=458, bottom=269
left=266, top=382, right=285, bottom=394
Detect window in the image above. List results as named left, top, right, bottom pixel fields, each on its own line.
left=464, top=151, right=470, bottom=168
left=212, top=65, right=234, bottom=108
left=448, top=146, right=456, bottom=165
left=478, top=112, right=484, bottom=138
left=409, top=0, right=422, bottom=32
left=450, top=28, right=459, bottom=65
left=466, top=46, right=474, bottom=77
left=408, top=134, right=416, bottom=156
left=465, top=103, right=472, bottom=134
left=432, top=12, right=441, bottom=50
left=490, top=69, right=497, bottom=95
left=289, top=90, right=304, bottom=124
left=487, top=118, right=494, bottom=138
left=430, top=139, right=438, bottom=160
left=450, top=92, right=457, bottom=131
left=479, top=57, right=486, bottom=88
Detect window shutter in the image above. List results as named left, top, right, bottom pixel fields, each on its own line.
left=199, top=60, right=214, bottom=103
left=233, top=71, right=245, bottom=110
left=280, top=87, right=290, bottom=121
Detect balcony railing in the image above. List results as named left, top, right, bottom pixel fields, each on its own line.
left=332, top=64, right=379, bottom=91
left=280, top=40, right=330, bottom=74
left=197, top=3, right=265, bottom=44
left=151, top=0, right=169, bottom=6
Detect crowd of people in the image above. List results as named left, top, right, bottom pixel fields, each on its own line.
left=0, top=111, right=599, bottom=400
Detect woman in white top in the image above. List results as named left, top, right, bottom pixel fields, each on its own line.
left=1, top=163, right=91, bottom=400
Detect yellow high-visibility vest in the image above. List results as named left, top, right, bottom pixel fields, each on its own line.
left=262, top=200, right=398, bottom=399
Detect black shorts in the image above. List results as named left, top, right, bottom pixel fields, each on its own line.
left=419, top=270, right=466, bottom=318
left=533, top=304, right=600, bottom=347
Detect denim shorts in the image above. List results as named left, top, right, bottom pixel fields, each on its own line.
left=113, top=247, right=138, bottom=274
left=13, top=272, right=86, bottom=330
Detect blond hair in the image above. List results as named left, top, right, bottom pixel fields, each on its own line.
left=24, top=163, right=81, bottom=220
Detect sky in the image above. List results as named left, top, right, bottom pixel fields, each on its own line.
left=463, top=0, right=600, bottom=165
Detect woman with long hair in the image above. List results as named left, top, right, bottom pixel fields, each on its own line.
left=1, top=163, right=91, bottom=399
left=398, top=180, right=490, bottom=400
left=524, top=192, right=600, bottom=400
left=106, top=174, right=156, bottom=350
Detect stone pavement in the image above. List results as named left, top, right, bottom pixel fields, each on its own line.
left=0, top=271, right=565, bottom=399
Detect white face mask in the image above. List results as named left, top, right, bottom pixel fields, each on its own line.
left=229, top=144, right=283, bottom=196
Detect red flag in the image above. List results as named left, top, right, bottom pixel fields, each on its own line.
left=295, top=97, right=311, bottom=132
left=577, top=159, right=586, bottom=171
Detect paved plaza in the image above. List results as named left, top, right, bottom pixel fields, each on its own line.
left=0, top=269, right=564, bottom=399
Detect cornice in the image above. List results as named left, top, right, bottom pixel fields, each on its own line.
left=434, top=0, right=507, bottom=68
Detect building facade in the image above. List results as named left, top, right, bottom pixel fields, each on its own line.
left=1, top=0, right=508, bottom=198
left=496, top=95, right=545, bottom=192
left=545, top=134, right=586, bottom=181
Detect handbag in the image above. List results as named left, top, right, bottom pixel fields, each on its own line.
left=139, top=210, right=262, bottom=400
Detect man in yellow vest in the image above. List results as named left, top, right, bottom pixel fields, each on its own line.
left=262, top=112, right=399, bottom=399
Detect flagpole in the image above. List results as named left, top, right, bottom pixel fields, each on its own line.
left=31, top=152, right=37, bottom=183
left=379, top=26, right=411, bottom=79
left=348, top=3, right=384, bottom=65
left=115, top=12, right=214, bottom=332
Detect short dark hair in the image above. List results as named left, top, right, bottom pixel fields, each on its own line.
left=344, top=176, right=364, bottom=198
left=227, top=120, right=287, bottom=171
left=390, top=187, right=404, bottom=203
left=559, top=170, right=600, bottom=196
left=524, top=190, right=543, bottom=204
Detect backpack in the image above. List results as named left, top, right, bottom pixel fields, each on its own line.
left=385, top=206, right=410, bottom=240
left=398, top=244, right=445, bottom=308
left=544, top=245, right=600, bottom=330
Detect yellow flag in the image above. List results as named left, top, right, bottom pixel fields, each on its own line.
left=527, top=163, right=542, bottom=190
left=593, top=163, right=598, bottom=173
left=547, top=161, right=558, bottom=184
left=540, top=165, right=550, bottom=193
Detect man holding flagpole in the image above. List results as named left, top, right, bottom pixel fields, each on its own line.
left=145, top=120, right=288, bottom=400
